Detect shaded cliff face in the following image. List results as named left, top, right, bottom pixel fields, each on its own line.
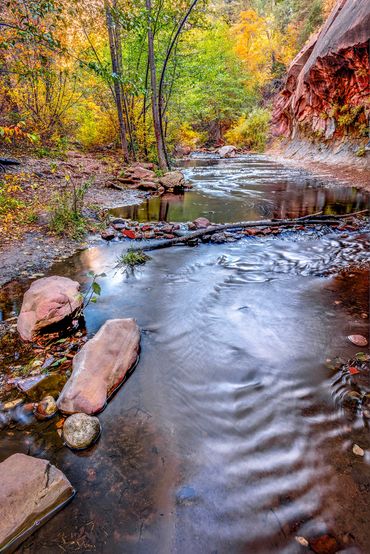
left=272, top=0, right=370, bottom=142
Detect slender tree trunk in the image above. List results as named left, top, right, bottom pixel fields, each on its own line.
left=145, top=0, right=169, bottom=170
left=158, top=0, right=201, bottom=169
left=104, top=0, right=129, bottom=162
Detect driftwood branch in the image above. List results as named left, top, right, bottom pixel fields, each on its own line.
left=126, top=210, right=368, bottom=252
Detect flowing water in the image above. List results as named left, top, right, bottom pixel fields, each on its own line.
left=1, top=155, right=370, bottom=553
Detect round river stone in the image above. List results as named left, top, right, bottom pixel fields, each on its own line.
left=63, top=413, right=101, bottom=450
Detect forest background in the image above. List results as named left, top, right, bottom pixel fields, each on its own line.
left=0, top=0, right=337, bottom=167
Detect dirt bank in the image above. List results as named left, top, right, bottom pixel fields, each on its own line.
left=0, top=150, right=145, bottom=286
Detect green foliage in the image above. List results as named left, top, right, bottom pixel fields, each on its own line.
left=83, top=271, right=106, bottom=307
left=48, top=180, right=91, bottom=238
left=225, top=108, right=270, bottom=151
left=169, top=23, right=253, bottom=145
left=356, top=146, right=366, bottom=158
left=117, top=249, right=151, bottom=269
left=337, top=105, right=364, bottom=129
left=0, top=186, right=25, bottom=216
left=35, top=137, right=68, bottom=159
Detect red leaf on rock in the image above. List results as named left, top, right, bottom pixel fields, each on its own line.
left=348, top=366, right=360, bottom=375
left=122, top=229, right=136, bottom=239
left=309, top=534, right=340, bottom=554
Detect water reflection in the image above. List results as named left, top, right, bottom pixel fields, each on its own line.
left=111, top=155, right=368, bottom=223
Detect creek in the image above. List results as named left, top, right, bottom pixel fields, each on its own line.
left=0, top=155, right=369, bottom=553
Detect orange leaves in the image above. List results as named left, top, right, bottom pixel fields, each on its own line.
left=0, top=122, right=37, bottom=145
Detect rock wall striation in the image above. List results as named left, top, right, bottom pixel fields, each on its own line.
left=272, top=0, right=370, bottom=143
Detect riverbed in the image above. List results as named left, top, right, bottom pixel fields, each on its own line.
left=1, top=155, right=369, bottom=553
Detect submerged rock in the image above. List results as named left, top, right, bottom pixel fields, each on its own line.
left=63, top=413, right=101, bottom=450
left=57, top=318, right=140, bottom=414
left=17, top=276, right=83, bottom=341
left=17, top=373, right=67, bottom=401
left=35, top=396, right=58, bottom=420
left=0, top=453, right=74, bottom=551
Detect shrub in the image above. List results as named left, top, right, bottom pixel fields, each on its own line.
left=172, top=122, right=206, bottom=149
left=49, top=180, right=91, bottom=238
left=225, top=109, right=270, bottom=151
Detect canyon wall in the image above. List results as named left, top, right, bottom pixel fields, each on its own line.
left=272, top=0, right=370, bottom=150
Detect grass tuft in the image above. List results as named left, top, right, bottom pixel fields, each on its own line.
left=116, top=249, right=151, bottom=269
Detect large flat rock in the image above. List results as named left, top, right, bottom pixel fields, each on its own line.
left=57, top=318, right=140, bottom=414
left=17, top=276, right=83, bottom=341
left=0, top=453, right=74, bottom=552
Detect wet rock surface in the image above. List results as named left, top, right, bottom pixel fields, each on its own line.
left=0, top=453, right=74, bottom=551
left=218, top=145, right=236, bottom=158
left=17, top=276, right=83, bottom=341
left=63, top=413, right=101, bottom=450
left=57, top=318, right=140, bottom=414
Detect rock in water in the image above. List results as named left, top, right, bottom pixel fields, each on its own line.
left=63, top=413, right=101, bottom=450
left=159, top=171, right=185, bottom=191
left=348, top=334, right=368, bottom=347
left=35, top=396, right=58, bottom=420
left=193, top=217, right=211, bottom=229
left=57, top=318, right=140, bottom=414
left=0, top=453, right=74, bottom=551
left=17, top=276, right=83, bottom=341
left=218, top=145, right=236, bottom=158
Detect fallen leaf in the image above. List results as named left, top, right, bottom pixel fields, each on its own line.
left=122, top=229, right=136, bottom=239
left=309, top=534, right=339, bottom=554
left=348, top=366, right=360, bottom=375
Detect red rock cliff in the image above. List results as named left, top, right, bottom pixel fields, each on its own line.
left=272, top=0, right=370, bottom=142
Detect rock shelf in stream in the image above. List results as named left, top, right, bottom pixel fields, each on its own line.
left=57, top=318, right=140, bottom=415
left=103, top=211, right=369, bottom=246
left=0, top=454, right=75, bottom=552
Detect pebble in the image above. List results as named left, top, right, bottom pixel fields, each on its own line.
left=295, top=536, right=309, bottom=547
left=352, top=444, right=365, bottom=456
left=63, top=413, right=101, bottom=450
left=347, top=335, right=368, bottom=347
left=35, top=396, right=58, bottom=420
left=3, top=399, right=23, bottom=411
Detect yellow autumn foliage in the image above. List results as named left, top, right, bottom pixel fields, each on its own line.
left=233, top=9, right=296, bottom=87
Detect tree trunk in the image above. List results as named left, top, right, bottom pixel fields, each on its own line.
left=145, top=0, right=169, bottom=170
left=104, top=0, right=129, bottom=162
left=158, top=0, right=201, bottom=168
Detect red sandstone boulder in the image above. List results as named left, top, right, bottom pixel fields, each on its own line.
left=272, top=0, right=370, bottom=140
left=17, top=276, right=83, bottom=341
left=57, top=318, right=140, bottom=415
left=126, top=165, right=156, bottom=181
left=159, top=170, right=185, bottom=191
left=0, top=453, right=74, bottom=552
left=193, top=217, right=211, bottom=229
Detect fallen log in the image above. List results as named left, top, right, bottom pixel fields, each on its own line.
left=0, top=158, right=21, bottom=165
left=127, top=211, right=368, bottom=252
